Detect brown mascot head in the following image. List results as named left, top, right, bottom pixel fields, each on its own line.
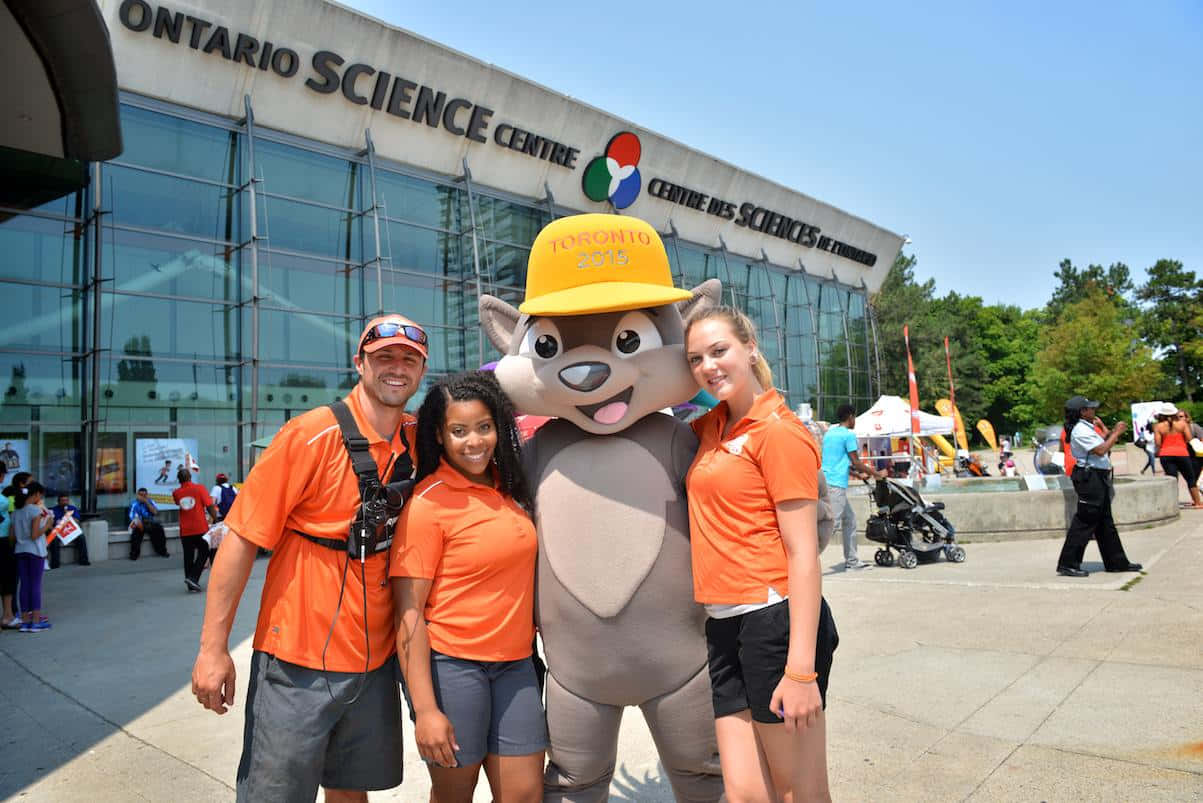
left=480, top=213, right=720, bottom=435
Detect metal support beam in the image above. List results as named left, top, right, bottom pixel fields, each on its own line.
left=540, top=182, right=558, bottom=222
left=757, top=249, right=787, bottom=394
left=243, top=95, right=262, bottom=453
left=83, top=161, right=104, bottom=514
left=456, top=158, right=486, bottom=365
left=832, top=283, right=854, bottom=400
left=798, top=259, right=823, bottom=413
left=715, top=235, right=739, bottom=307
left=363, top=129, right=385, bottom=316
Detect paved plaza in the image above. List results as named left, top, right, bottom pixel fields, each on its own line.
left=1, top=514, right=1200, bottom=802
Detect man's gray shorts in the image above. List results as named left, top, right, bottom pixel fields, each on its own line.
left=402, top=650, right=547, bottom=767
left=236, top=650, right=403, bottom=801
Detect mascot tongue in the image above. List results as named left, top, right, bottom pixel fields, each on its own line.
left=593, top=401, right=628, bottom=425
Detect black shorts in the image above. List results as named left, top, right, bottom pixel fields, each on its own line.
left=1161, top=455, right=1199, bottom=487
left=705, top=598, right=839, bottom=724
left=236, top=651, right=403, bottom=801
left=0, top=537, right=16, bottom=597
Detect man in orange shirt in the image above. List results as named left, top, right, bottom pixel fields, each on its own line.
left=172, top=467, right=218, bottom=593
left=189, top=315, right=427, bottom=803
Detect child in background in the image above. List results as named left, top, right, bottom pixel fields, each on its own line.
left=12, top=481, right=54, bottom=632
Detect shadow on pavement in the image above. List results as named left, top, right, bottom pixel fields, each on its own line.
left=0, top=557, right=264, bottom=799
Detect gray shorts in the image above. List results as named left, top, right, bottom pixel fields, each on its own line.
left=402, top=651, right=548, bottom=766
left=236, top=651, right=403, bottom=801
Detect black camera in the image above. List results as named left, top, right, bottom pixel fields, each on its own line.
left=347, top=477, right=415, bottom=558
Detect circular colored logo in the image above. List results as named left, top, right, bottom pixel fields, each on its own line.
left=582, top=132, right=642, bottom=210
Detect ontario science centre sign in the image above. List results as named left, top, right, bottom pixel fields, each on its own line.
left=117, top=0, right=879, bottom=269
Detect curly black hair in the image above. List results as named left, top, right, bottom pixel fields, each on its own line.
left=414, top=371, right=533, bottom=514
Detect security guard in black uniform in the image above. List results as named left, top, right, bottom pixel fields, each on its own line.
left=1056, top=395, right=1143, bottom=577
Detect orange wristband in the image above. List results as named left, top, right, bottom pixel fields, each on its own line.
left=784, top=668, right=818, bottom=683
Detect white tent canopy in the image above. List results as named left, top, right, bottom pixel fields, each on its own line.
left=853, top=395, right=955, bottom=437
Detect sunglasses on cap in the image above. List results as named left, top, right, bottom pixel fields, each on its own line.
left=360, top=321, right=428, bottom=350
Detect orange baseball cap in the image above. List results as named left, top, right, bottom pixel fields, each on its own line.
left=519, top=213, right=692, bottom=316
left=357, top=314, right=428, bottom=358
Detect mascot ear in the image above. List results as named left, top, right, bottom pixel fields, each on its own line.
left=480, top=294, right=521, bottom=354
left=677, top=278, right=723, bottom=321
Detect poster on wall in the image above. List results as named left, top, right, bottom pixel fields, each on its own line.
left=135, top=438, right=199, bottom=509
left=95, top=447, right=127, bottom=494
left=0, top=439, right=30, bottom=475
left=1130, top=402, right=1163, bottom=445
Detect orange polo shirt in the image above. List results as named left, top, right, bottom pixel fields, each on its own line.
left=223, top=383, right=416, bottom=672
left=686, top=389, right=821, bottom=604
left=390, top=459, right=537, bottom=662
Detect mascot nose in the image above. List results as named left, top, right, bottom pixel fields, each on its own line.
left=558, top=361, right=611, bottom=392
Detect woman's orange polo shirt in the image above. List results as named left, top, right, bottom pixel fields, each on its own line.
left=686, top=389, right=821, bottom=604
left=223, top=383, right=416, bottom=673
left=390, top=459, right=537, bottom=662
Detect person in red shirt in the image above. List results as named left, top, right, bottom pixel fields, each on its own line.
left=172, top=467, right=218, bottom=593
left=391, top=371, right=543, bottom=801
left=684, top=306, right=837, bottom=802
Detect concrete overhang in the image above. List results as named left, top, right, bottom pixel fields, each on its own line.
left=1, top=0, right=123, bottom=214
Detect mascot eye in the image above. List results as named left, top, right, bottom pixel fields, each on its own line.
left=612, top=312, right=662, bottom=359
left=519, top=319, right=562, bottom=360
left=535, top=335, right=559, bottom=358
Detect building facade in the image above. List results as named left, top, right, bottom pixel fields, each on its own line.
left=1, top=0, right=903, bottom=519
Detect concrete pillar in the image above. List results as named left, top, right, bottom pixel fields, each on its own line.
left=81, top=519, right=109, bottom=563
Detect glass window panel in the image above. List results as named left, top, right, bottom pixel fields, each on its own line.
left=106, top=227, right=239, bottom=301
left=258, top=194, right=361, bottom=261
left=366, top=273, right=461, bottom=333
left=97, top=356, right=239, bottom=411
left=255, top=139, right=361, bottom=210
left=258, top=364, right=354, bottom=411
left=260, top=250, right=359, bottom=318
left=375, top=170, right=459, bottom=230
left=480, top=241, right=530, bottom=292
left=818, top=313, right=843, bottom=342
left=471, top=196, right=547, bottom=246
left=257, top=309, right=358, bottom=368
left=103, top=293, right=240, bottom=361
left=107, top=165, right=238, bottom=241
left=386, top=221, right=459, bottom=276
left=119, top=104, right=239, bottom=183
left=0, top=213, right=87, bottom=285
left=0, top=282, right=85, bottom=353
left=0, top=353, right=81, bottom=414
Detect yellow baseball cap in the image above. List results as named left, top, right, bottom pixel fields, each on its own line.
left=519, top=213, right=692, bottom=316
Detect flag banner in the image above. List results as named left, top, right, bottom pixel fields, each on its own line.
left=903, top=325, right=921, bottom=462
left=936, top=399, right=970, bottom=451
left=976, top=419, right=998, bottom=452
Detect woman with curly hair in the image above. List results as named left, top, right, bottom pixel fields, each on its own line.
left=390, top=370, right=544, bottom=802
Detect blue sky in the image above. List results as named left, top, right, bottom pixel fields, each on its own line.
left=344, top=0, right=1202, bottom=309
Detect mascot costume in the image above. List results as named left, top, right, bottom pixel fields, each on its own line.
left=480, top=213, right=725, bottom=802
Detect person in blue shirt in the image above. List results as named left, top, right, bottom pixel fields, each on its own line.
left=821, top=404, right=883, bottom=570
left=48, top=494, right=89, bottom=568
left=128, top=487, right=170, bottom=560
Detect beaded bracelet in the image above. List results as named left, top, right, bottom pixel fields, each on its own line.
left=784, top=667, right=818, bottom=683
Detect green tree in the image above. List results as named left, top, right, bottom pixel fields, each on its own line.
left=1031, top=287, right=1162, bottom=420
left=870, top=252, right=936, bottom=402
left=1135, top=259, right=1202, bottom=402
left=1045, top=259, right=1134, bottom=319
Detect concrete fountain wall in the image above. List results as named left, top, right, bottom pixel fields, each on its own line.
left=863, top=476, right=1180, bottom=542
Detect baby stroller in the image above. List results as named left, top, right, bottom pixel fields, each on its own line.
left=864, top=477, right=966, bottom=569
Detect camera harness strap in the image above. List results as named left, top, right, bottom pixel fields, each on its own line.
left=294, top=400, right=412, bottom=553
left=295, top=400, right=414, bottom=705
